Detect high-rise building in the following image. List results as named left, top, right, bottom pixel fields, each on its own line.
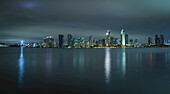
left=130, top=39, right=133, bottom=46
left=106, top=30, right=111, bottom=46
left=43, top=36, right=55, bottom=47
left=67, top=34, right=72, bottom=46
left=99, top=40, right=103, bottom=47
left=89, top=36, right=93, bottom=47
left=78, top=37, right=84, bottom=47
left=59, top=34, right=64, bottom=48
left=72, top=38, right=75, bottom=46
left=160, top=34, right=164, bottom=46
left=102, top=39, right=106, bottom=47
left=93, top=39, right=96, bottom=46
left=121, top=29, right=126, bottom=46
left=125, top=34, right=128, bottom=44
left=110, top=37, right=114, bottom=44
left=155, top=34, right=159, bottom=46
left=148, top=37, right=152, bottom=46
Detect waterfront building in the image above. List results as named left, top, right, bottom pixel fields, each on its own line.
left=72, top=38, right=75, bottom=46
left=99, top=40, right=103, bottom=47
left=114, top=38, right=121, bottom=44
left=67, top=34, right=72, bottom=46
left=130, top=39, right=133, bottom=46
left=160, top=34, right=164, bottom=46
left=85, top=41, right=89, bottom=47
left=102, top=39, right=106, bottom=47
left=125, top=34, right=128, bottom=44
left=43, top=36, right=55, bottom=47
left=89, top=36, right=93, bottom=47
left=121, top=29, right=126, bottom=46
left=148, top=37, right=152, bottom=46
left=78, top=37, right=85, bottom=47
left=110, top=37, right=114, bottom=44
left=59, top=34, right=64, bottom=48
left=106, top=30, right=111, bottom=46
left=134, top=39, right=138, bottom=47
left=93, top=39, right=97, bottom=46
left=155, top=34, right=160, bottom=46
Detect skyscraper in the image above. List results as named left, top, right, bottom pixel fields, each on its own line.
left=110, top=37, right=114, bottom=44
left=125, top=34, right=128, bottom=44
left=99, top=40, right=103, bottom=47
left=102, top=39, right=106, bottom=47
left=106, top=30, right=111, bottom=46
left=43, top=36, right=55, bottom=47
left=130, top=39, right=133, bottom=46
left=59, top=34, right=64, bottom=48
left=160, top=34, right=164, bottom=46
left=121, top=29, right=126, bottom=46
left=67, top=34, right=72, bottom=46
left=89, top=36, right=93, bottom=47
left=93, top=39, right=96, bottom=46
left=155, top=34, right=159, bottom=46
left=148, top=37, right=152, bottom=46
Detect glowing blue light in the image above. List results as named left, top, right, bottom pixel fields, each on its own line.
left=24, top=2, right=38, bottom=8
left=19, top=47, right=24, bottom=88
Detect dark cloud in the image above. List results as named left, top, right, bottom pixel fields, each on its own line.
left=0, top=0, right=170, bottom=43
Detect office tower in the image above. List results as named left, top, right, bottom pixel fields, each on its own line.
left=43, top=36, right=54, bottom=47
left=148, top=37, right=152, bottom=46
left=125, top=34, right=128, bottom=44
left=130, top=39, right=133, bottom=46
left=121, top=29, right=126, bottom=46
left=160, top=34, right=164, bottom=46
left=89, top=36, right=93, bottom=47
left=72, top=38, right=75, bottom=46
left=78, top=37, right=84, bottom=46
left=135, top=39, right=138, bottom=45
left=67, top=34, right=72, bottom=46
left=99, top=40, right=103, bottom=47
left=85, top=41, right=89, bottom=47
left=106, top=30, right=111, bottom=46
left=59, top=34, right=64, bottom=48
left=102, top=39, right=106, bottom=47
left=110, top=37, right=114, bottom=44
left=155, top=34, right=159, bottom=46
left=93, top=39, right=96, bottom=46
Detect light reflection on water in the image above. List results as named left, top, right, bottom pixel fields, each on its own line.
left=18, top=47, right=24, bottom=88
left=105, top=48, right=111, bottom=84
left=121, top=48, right=126, bottom=77
left=8, top=48, right=170, bottom=93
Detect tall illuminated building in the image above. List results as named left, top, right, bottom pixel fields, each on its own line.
left=93, top=39, right=96, bottom=46
left=78, top=37, right=84, bottom=47
left=67, top=34, right=72, bottom=46
left=99, top=40, right=103, bottom=47
left=121, top=29, right=126, bottom=46
left=106, top=30, right=111, bottom=46
left=148, top=37, right=152, bottom=46
left=130, top=39, right=133, bottom=46
left=43, top=36, right=54, bottom=47
left=125, top=34, right=128, bottom=44
left=59, top=34, right=64, bottom=48
left=89, top=36, right=93, bottom=47
left=110, top=37, right=114, bottom=44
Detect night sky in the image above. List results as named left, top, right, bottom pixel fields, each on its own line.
left=0, top=0, right=170, bottom=43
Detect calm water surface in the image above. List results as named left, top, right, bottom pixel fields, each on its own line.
left=0, top=48, right=170, bottom=94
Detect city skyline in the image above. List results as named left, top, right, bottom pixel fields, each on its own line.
left=0, top=0, right=170, bottom=43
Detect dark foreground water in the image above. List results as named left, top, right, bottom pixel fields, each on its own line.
left=0, top=48, right=170, bottom=94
